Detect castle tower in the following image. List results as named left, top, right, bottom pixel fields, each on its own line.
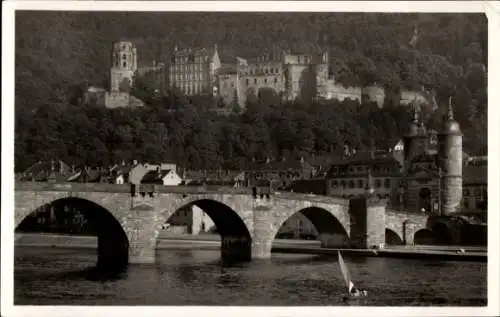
left=110, top=41, right=138, bottom=92
left=438, top=98, right=463, bottom=215
left=402, top=104, right=428, bottom=170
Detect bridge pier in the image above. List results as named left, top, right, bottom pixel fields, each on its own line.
left=251, top=239, right=273, bottom=259
left=349, top=197, right=388, bottom=249
left=129, top=243, right=156, bottom=264
left=221, top=236, right=252, bottom=262
left=251, top=202, right=274, bottom=260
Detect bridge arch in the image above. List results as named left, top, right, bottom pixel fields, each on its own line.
left=156, top=194, right=254, bottom=261
left=431, top=222, right=454, bottom=245
left=385, top=228, right=403, bottom=245
left=270, top=198, right=351, bottom=249
left=413, top=228, right=434, bottom=245
left=15, top=196, right=129, bottom=272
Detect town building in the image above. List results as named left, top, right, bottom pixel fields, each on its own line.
left=325, top=100, right=483, bottom=216
left=109, top=161, right=178, bottom=185
left=141, top=168, right=182, bottom=186
left=20, top=160, right=71, bottom=182
left=326, top=151, right=403, bottom=201
left=164, top=205, right=216, bottom=235
left=246, top=157, right=314, bottom=191
left=462, top=157, right=487, bottom=211
left=66, top=166, right=108, bottom=183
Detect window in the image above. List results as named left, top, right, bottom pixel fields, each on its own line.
left=297, top=56, right=301, bottom=64
left=357, top=179, right=363, bottom=188
left=340, top=180, right=346, bottom=188
left=348, top=180, right=354, bottom=188
left=274, top=78, right=278, bottom=84
left=123, top=61, right=127, bottom=68
left=254, top=78, right=257, bottom=84
left=464, top=189, right=470, bottom=196
left=246, top=79, right=249, bottom=86
left=122, top=54, right=127, bottom=60
left=375, top=179, right=381, bottom=188
left=384, top=179, right=390, bottom=188
left=332, top=180, right=338, bottom=187
left=328, top=65, right=334, bottom=79
left=265, top=68, right=268, bottom=74
left=264, top=78, right=268, bottom=84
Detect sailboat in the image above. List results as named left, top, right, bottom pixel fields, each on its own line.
left=338, top=251, right=368, bottom=300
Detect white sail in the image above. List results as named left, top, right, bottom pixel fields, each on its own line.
left=338, top=251, right=354, bottom=293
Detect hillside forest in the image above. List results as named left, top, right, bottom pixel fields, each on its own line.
left=14, top=12, right=487, bottom=172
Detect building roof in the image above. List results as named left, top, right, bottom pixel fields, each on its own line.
left=172, top=46, right=217, bottom=59
left=328, top=151, right=401, bottom=167
left=141, top=169, right=172, bottom=182
left=67, top=167, right=105, bottom=182
left=21, top=160, right=71, bottom=181
left=217, top=65, right=238, bottom=75
left=218, top=52, right=238, bottom=65
left=246, top=158, right=310, bottom=172
left=411, top=151, right=439, bottom=164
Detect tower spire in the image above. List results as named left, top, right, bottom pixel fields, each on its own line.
left=411, top=102, right=419, bottom=123
left=447, top=96, right=454, bottom=120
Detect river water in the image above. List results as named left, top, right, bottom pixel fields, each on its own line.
left=14, top=246, right=487, bottom=306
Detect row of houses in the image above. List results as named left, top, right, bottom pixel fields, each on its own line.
left=19, top=160, right=183, bottom=186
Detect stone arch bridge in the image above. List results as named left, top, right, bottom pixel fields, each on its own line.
left=14, top=182, right=429, bottom=268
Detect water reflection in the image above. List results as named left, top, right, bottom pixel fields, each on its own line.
left=15, top=246, right=487, bottom=306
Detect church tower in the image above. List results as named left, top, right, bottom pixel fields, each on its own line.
left=438, top=98, right=463, bottom=215
left=402, top=104, right=428, bottom=171
left=110, top=41, right=138, bottom=92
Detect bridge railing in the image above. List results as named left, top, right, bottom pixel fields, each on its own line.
left=273, top=191, right=350, bottom=205
left=14, top=181, right=252, bottom=195
left=15, top=181, right=351, bottom=204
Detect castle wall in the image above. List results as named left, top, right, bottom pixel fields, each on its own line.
left=105, top=91, right=144, bottom=109
left=239, top=59, right=285, bottom=102
left=400, top=90, right=429, bottom=106
left=362, top=85, right=386, bottom=108
left=218, top=72, right=240, bottom=108
left=284, top=64, right=315, bottom=101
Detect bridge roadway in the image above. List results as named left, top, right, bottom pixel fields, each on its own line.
left=14, top=182, right=431, bottom=270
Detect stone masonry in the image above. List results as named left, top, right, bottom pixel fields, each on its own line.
left=14, top=182, right=429, bottom=266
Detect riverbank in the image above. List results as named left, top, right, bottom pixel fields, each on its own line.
left=15, top=233, right=487, bottom=262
